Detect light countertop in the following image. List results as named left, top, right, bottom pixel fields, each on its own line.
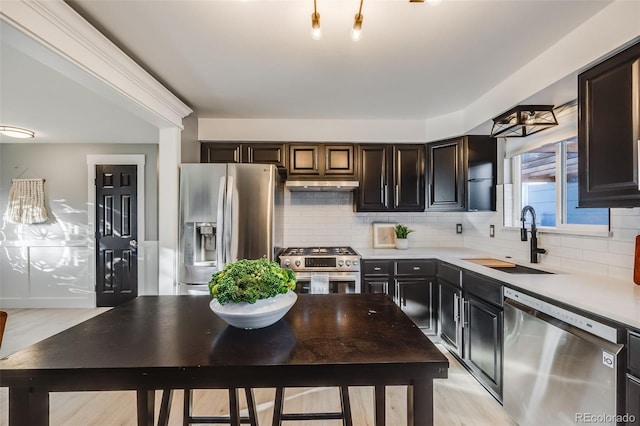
left=356, top=247, right=640, bottom=332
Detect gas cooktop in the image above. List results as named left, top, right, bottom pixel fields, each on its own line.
left=280, top=247, right=359, bottom=256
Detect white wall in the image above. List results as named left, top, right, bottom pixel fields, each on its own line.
left=0, top=143, right=159, bottom=307
left=282, top=187, right=639, bottom=283
left=463, top=188, right=639, bottom=282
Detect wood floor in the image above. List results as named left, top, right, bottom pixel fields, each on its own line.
left=0, top=308, right=517, bottom=426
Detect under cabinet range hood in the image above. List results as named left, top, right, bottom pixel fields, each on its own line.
left=285, top=180, right=359, bottom=192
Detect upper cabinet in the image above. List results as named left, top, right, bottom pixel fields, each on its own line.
left=578, top=40, right=640, bottom=207
left=426, top=136, right=496, bottom=212
left=288, top=144, right=356, bottom=178
left=357, top=144, right=425, bottom=212
left=200, top=142, right=286, bottom=168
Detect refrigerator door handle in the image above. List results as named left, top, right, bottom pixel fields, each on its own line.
left=224, top=175, right=234, bottom=265
left=216, top=176, right=226, bottom=269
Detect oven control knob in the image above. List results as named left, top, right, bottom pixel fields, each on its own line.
left=283, top=259, right=291, bottom=267
left=338, top=260, right=344, bottom=266
left=295, top=259, right=301, bottom=267
left=353, top=260, right=359, bottom=266
left=345, top=260, right=351, bottom=267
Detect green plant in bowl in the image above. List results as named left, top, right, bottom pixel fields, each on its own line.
left=209, top=258, right=297, bottom=304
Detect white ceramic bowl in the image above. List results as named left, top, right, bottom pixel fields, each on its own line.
left=209, top=290, right=298, bottom=330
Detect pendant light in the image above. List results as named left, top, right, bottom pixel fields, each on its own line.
left=352, top=0, right=365, bottom=41
left=490, top=105, right=558, bottom=138
left=311, top=0, right=321, bottom=40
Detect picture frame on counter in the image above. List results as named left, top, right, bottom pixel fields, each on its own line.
left=372, top=223, right=397, bottom=248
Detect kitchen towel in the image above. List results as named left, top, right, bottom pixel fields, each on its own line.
left=4, top=178, right=49, bottom=224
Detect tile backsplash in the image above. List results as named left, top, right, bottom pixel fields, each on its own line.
left=282, top=189, right=640, bottom=282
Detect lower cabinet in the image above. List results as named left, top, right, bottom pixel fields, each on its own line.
left=362, top=259, right=437, bottom=335
left=465, top=294, right=503, bottom=402
left=628, top=375, right=640, bottom=426
left=437, top=262, right=503, bottom=402
left=439, top=279, right=463, bottom=358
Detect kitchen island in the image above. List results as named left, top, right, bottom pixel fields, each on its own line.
left=0, top=294, right=448, bottom=426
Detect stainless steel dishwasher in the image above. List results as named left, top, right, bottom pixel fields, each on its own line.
left=504, top=288, right=624, bottom=426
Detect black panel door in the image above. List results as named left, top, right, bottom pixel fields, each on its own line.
left=427, top=138, right=466, bottom=211
left=578, top=41, right=640, bottom=207
left=394, top=145, right=425, bottom=211
left=628, top=375, right=640, bottom=426
left=395, top=279, right=436, bottom=333
left=439, top=280, right=462, bottom=358
left=358, top=145, right=388, bottom=211
left=96, top=165, right=138, bottom=307
left=465, top=296, right=503, bottom=401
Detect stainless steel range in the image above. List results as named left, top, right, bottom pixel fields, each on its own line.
left=279, top=247, right=361, bottom=293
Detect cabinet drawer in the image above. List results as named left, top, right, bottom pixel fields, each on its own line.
left=630, top=331, right=640, bottom=375
left=462, top=270, right=503, bottom=307
left=438, top=262, right=462, bottom=287
left=363, top=260, right=391, bottom=276
left=395, top=260, right=436, bottom=276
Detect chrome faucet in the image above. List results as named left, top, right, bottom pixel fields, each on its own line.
left=521, top=205, right=547, bottom=263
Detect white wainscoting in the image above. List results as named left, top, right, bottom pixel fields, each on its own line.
left=0, top=240, right=160, bottom=307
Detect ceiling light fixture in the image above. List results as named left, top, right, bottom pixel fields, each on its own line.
left=0, top=126, right=35, bottom=139
left=311, top=0, right=321, bottom=40
left=490, top=105, right=558, bottom=138
left=352, top=0, right=365, bottom=41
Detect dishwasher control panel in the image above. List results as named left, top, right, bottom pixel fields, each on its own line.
left=504, top=287, right=620, bottom=343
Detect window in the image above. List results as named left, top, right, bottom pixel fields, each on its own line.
left=512, top=136, right=609, bottom=231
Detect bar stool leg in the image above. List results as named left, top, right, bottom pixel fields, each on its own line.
left=340, top=386, right=353, bottom=426
left=272, top=387, right=285, bottom=426
left=245, top=388, right=258, bottom=426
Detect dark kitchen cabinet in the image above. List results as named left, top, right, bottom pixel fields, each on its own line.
left=438, top=262, right=503, bottom=402
left=578, top=40, right=640, bottom=207
left=394, top=260, right=437, bottom=334
left=357, top=144, right=425, bottom=212
left=629, top=375, right=640, bottom=426
left=200, top=142, right=286, bottom=168
left=427, top=135, right=496, bottom=212
left=462, top=270, right=503, bottom=402
left=201, top=142, right=242, bottom=163
left=427, top=138, right=465, bottom=211
left=362, top=258, right=437, bottom=334
left=438, top=262, right=463, bottom=358
left=288, top=144, right=356, bottom=178
left=628, top=331, right=640, bottom=426
left=362, top=260, right=392, bottom=295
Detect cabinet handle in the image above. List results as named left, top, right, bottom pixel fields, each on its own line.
left=384, top=184, right=388, bottom=207
left=374, top=267, right=381, bottom=271
left=383, top=281, right=388, bottom=295
left=461, top=298, right=468, bottom=327
left=380, top=175, right=385, bottom=204
left=453, top=293, right=459, bottom=323
left=413, top=266, right=420, bottom=271
left=395, top=184, right=399, bottom=207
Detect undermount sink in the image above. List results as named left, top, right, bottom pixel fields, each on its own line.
left=487, top=265, right=554, bottom=275
left=462, top=258, right=554, bottom=275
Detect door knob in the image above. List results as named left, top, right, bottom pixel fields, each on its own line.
left=129, top=239, right=138, bottom=248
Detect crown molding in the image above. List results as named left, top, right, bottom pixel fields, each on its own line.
left=0, top=0, right=192, bottom=129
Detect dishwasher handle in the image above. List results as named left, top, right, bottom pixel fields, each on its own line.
left=505, top=297, right=623, bottom=350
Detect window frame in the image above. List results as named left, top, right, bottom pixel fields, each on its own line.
left=510, top=136, right=610, bottom=234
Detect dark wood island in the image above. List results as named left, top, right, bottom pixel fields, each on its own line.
left=0, top=294, right=448, bottom=425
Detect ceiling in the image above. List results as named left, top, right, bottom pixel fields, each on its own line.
left=0, top=0, right=615, bottom=143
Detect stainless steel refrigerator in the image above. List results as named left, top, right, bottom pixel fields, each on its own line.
left=178, top=163, right=283, bottom=285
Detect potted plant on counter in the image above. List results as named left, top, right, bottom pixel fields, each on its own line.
left=394, top=224, right=413, bottom=250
